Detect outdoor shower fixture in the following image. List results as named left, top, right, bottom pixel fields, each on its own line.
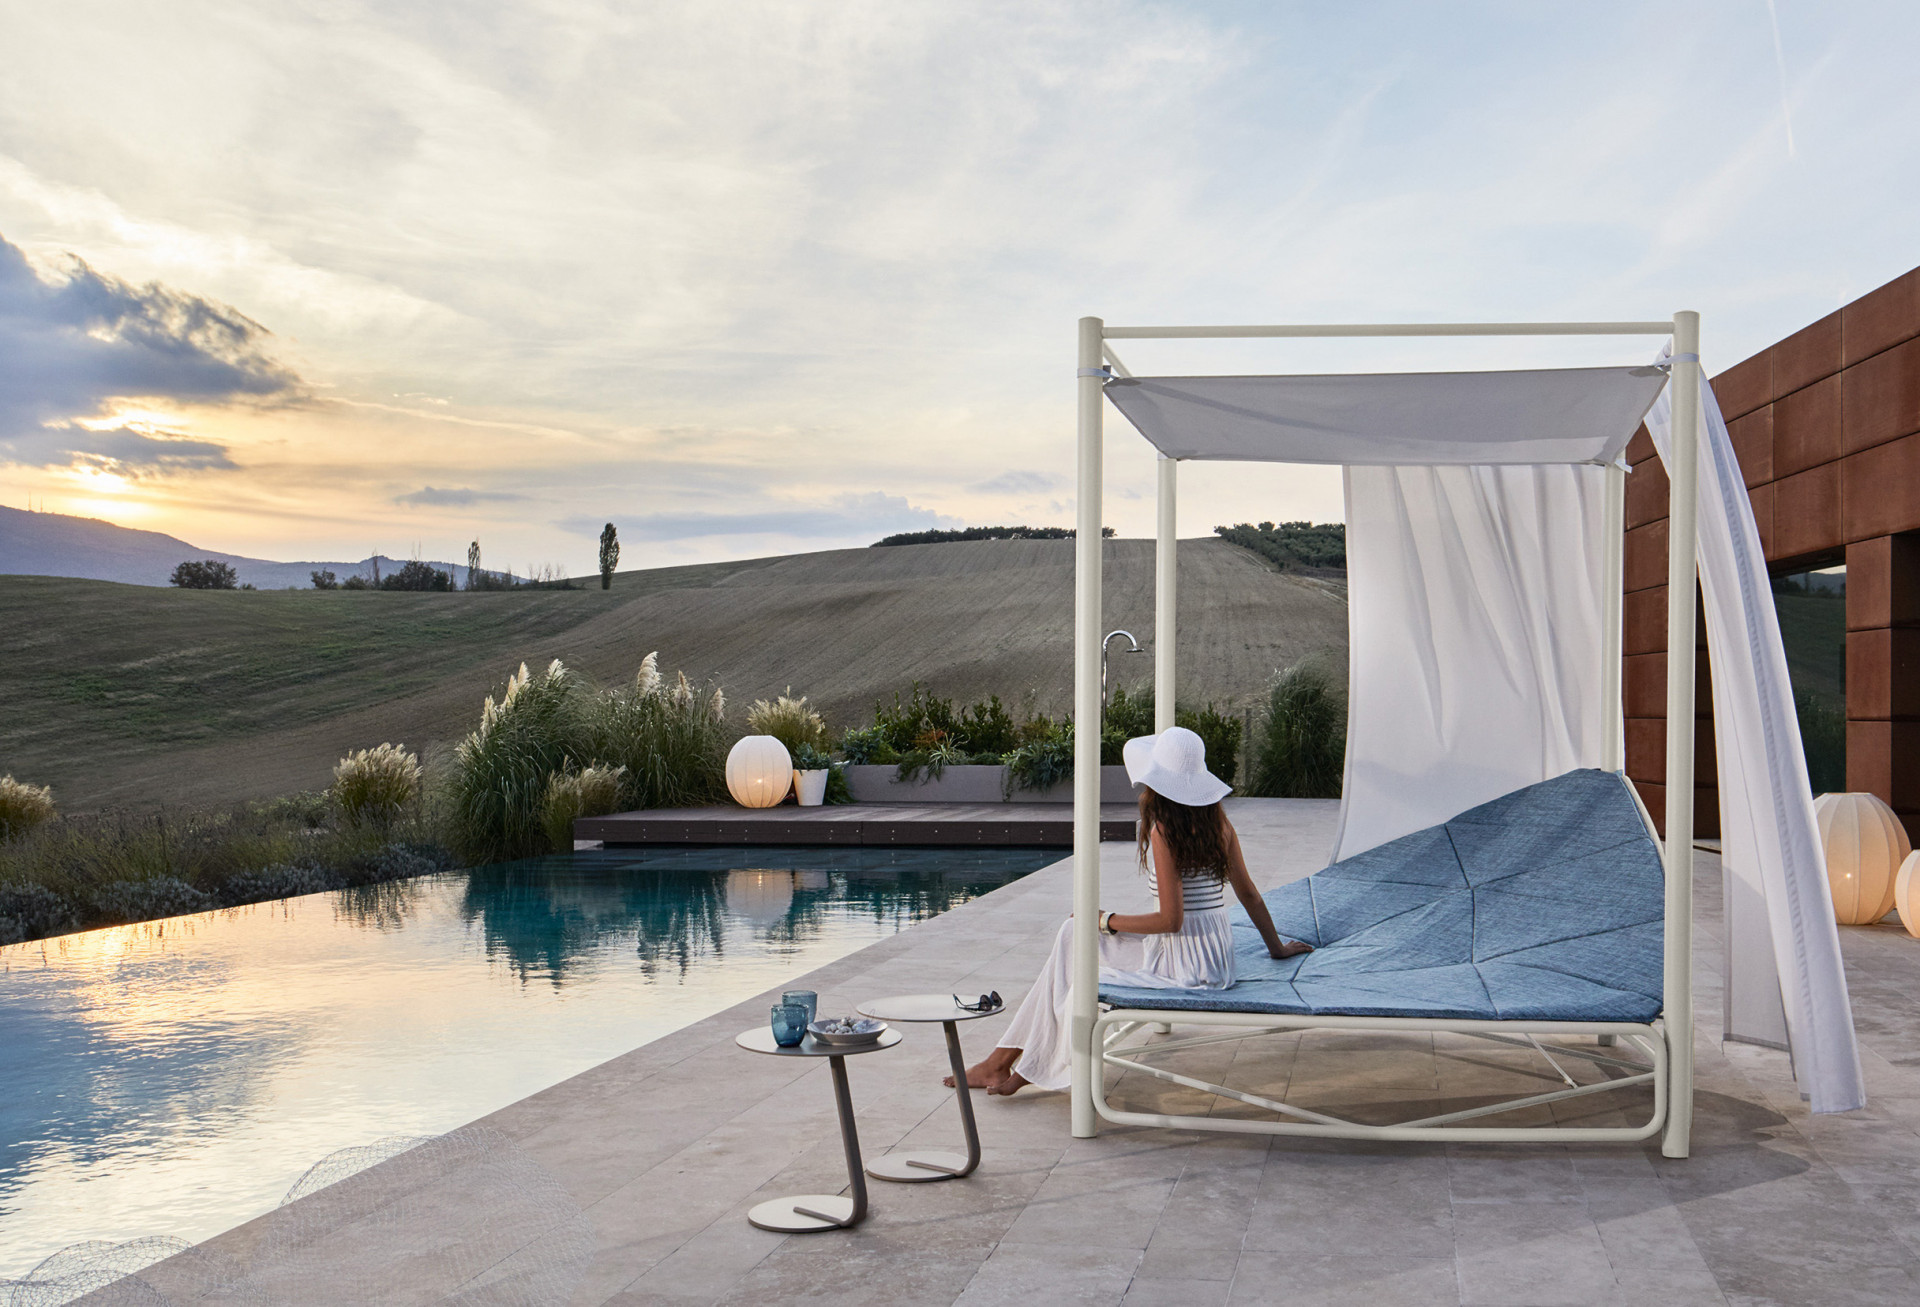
left=1101, top=629, right=1147, bottom=711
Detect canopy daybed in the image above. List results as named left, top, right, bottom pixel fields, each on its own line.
left=1066, top=314, right=1865, bottom=1159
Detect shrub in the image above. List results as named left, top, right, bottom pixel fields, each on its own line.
left=1097, top=688, right=1243, bottom=784
left=1246, top=657, right=1347, bottom=798
left=839, top=726, right=898, bottom=765
left=340, top=574, right=375, bottom=590
left=331, top=743, right=422, bottom=826
left=88, top=876, right=213, bottom=923
left=1005, top=722, right=1074, bottom=795
left=380, top=560, right=454, bottom=591
left=222, top=862, right=349, bottom=906
left=310, top=569, right=339, bottom=589
left=541, top=765, right=626, bottom=851
left=747, top=691, right=827, bottom=752
left=171, top=559, right=238, bottom=589
left=0, top=884, right=77, bottom=945
left=0, top=776, right=55, bottom=842
left=863, top=685, right=1018, bottom=756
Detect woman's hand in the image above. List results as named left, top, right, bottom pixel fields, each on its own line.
left=1268, top=939, right=1313, bottom=960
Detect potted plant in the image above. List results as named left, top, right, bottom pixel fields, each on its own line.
left=790, top=742, right=835, bottom=806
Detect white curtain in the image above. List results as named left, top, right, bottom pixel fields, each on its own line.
left=1644, top=359, right=1865, bottom=1114
left=1333, top=463, right=1613, bottom=859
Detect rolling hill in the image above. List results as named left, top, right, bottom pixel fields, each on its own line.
left=0, top=505, right=471, bottom=588
left=0, top=537, right=1348, bottom=809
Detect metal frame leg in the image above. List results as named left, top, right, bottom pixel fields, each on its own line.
left=748, top=1054, right=869, bottom=1231
left=868, top=1020, right=982, bottom=1182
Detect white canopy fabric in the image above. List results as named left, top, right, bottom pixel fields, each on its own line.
left=1102, top=366, right=1669, bottom=466
left=1331, top=463, right=1614, bottom=859
left=1643, top=356, right=1865, bottom=1114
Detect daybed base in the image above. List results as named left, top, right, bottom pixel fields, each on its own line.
left=1093, top=1007, right=1668, bottom=1142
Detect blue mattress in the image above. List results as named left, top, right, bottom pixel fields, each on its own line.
left=1100, top=769, right=1665, bottom=1023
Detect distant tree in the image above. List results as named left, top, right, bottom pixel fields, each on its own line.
left=872, top=525, right=1116, bottom=547
left=380, top=560, right=454, bottom=591
left=598, top=523, right=620, bottom=590
left=1213, top=522, right=1346, bottom=571
left=171, top=560, right=238, bottom=589
left=466, top=540, right=481, bottom=590
left=310, top=570, right=339, bottom=590
left=340, top=574, right=374, bottom=590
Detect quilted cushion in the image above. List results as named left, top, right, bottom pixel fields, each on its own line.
left=1099, top=768, right=1665, bottom=1022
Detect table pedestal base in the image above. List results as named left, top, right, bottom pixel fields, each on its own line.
left=866, top=1149, right=969, bottom=1182
left=748, top=1195, right=856, bottom=1233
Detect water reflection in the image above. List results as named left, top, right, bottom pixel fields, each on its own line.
left=0, top=844, right=1053, bottom=1275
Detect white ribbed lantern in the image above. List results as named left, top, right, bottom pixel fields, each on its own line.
left=1895, top=851, right=1920, bottom=939
left=1814, top=792, right=1911, bottom=926
left=726, top=735, right=793, bottom=808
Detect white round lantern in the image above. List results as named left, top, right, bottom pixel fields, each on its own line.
left=1814, top=791, right=1911, bottom=926
left=1895, top=851, right=1920, bottom=939
left=726, top=735, right=793, bottom=808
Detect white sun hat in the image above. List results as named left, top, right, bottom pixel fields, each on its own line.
left=1121, top=726, right=1232, bottom=808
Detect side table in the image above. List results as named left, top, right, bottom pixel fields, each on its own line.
left=855, top=993, right=1000, bottom=1182
left=734, top=1025, right=902, bottom=1231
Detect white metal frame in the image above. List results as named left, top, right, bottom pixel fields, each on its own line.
left=1070, top=315, right=1701, bottom=1157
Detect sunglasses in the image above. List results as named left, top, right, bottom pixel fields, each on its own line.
left=954, top=991, right=1003, bottom=1013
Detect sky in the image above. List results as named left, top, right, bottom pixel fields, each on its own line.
left=1, top=0, right=1916, bottom=571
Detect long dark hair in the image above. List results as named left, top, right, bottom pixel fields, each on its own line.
left=1137, top=789, right=1229, bottom=882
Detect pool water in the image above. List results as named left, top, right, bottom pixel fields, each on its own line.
left=0, top=845, right=1054, bottom=1275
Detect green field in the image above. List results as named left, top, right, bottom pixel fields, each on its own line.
left=2, top=539, right=1349, bottom=810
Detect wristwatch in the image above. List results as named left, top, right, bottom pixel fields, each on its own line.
left=1098, top=910, right=1117, bottom=936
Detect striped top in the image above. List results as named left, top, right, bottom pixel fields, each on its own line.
left=1148, top=867, right=1228, bottom=912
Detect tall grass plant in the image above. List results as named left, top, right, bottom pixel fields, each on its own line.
left=0, top=776, right=56, bottom=842
left=1246, top=656, right=1347, bottom=798
left=331, top=743, right=422, bottom=826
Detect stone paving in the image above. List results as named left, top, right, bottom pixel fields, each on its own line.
left=181, top=798, right=1920, bottom=1305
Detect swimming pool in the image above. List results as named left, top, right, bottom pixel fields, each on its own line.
left=0, top=844, right=1055, bottom=1276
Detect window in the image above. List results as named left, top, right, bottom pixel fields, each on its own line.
left=1770, top=563, right=1847, bottom=794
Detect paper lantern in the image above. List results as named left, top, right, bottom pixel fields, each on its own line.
left=1814, top=792, right=1911, bottom=925
left=1895, top=851, right=1920, bottom=939
left=726, top=735, right=793, bottom=808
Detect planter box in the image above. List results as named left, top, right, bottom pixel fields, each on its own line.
left=843, top=764, right=1134, bottom=805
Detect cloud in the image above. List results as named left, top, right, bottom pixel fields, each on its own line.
left=395, top=485, right=528, bottom=507
left=560, top=492, right=957, bottom=543
left=967, top=470, right=1063, bottom=496
left=0, top=232, right=298, bottom=476
left=1, top=424, right=236, bottom=475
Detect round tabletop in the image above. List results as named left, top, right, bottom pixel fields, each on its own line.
left=736, top=1026, right=903, bottom=1057
left=857, top=994, right=1004, bottom=1024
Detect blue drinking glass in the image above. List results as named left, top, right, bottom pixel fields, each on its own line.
left=781, top=990, right=818, bottom=1025
left=770, top=1003, right=808, bottom=1047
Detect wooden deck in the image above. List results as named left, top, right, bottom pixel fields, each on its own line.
left=575, top=802, right=1138, bottom=847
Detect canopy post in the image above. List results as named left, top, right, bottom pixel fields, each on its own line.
left=1602, top=461, right=1626, bottom=773
left=1662, top=310, right=1700, bottom=1159
left=1155, top=457, right=1177, bottom=733
left=1071, top=316, right=1105, bottom=1137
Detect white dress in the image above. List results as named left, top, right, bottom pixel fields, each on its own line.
left=997, top=867, right=1236, bottom=1091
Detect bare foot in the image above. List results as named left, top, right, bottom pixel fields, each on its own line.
left=944, top=1059, right=1009, bottom=1089
left=1273, top=939, right=1314, bottom=959
left=986, top=1071, right=1030, bottom=1096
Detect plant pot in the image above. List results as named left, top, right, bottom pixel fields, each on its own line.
left=793, top=768, right=830, bottom=807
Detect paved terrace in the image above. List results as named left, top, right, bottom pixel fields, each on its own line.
left=191, top=799, right=1920, bottom=1305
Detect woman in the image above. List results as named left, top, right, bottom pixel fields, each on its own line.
left=952, top=726, right=1312, bottom=1096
